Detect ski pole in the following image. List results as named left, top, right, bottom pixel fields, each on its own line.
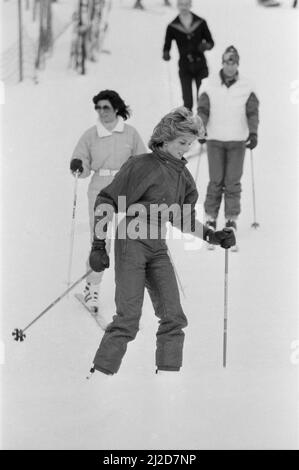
left=12, top=269, right=93, bottom=342
left=166, top=62, right=175, bottom=109
left=168, top=250, right=186, bottom=299
left=194, top=142, right=206, bottom=183
left=250, top=149, right=260, bottom=228
left=223, top=249, right=229, bottom=367
left=67, top=170, right=79, bottom=287
left=195, top=147, right=201, bottom=184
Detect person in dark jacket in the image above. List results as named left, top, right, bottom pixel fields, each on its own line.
left=162, top=0, right=214, bottom=111
left=87, top=107, right=235, bottom=377
left=197, top=46, right=259, bottom=240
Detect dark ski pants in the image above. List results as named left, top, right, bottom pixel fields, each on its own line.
left=179, top=68, right=202, bottom=111
left=93, top=238, right=188, bottom=374
left=204, top=140, right=246, bottom=220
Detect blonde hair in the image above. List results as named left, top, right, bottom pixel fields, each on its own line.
left=148, top=107, right=205, bottom=151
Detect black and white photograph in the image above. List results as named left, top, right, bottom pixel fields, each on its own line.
left=0, top=0, right=298, bottom=452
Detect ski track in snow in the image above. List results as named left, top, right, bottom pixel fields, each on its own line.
left=0, top=0, right=298, bottom=450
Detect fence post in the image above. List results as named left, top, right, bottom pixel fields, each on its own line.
left=18, top=0, right=23, bottom=82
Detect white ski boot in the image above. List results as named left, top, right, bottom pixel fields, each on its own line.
left=84, top=282, right=99, bottom=313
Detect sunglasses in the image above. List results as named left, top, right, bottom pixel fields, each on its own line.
left=95, top=105, right=114, bottom=111
left=223, top=59, right=238, bottom=65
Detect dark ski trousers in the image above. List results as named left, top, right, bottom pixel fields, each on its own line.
left=93, top=237, right=188, bottom=374
left=179, top=68, right=202, bottom=111
left=204, top=140, right=246, bottom=220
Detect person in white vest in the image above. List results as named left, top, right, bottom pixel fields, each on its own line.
left=197, top=45, right=259, bottom=236
left=70, top=90, right=146, bottom=311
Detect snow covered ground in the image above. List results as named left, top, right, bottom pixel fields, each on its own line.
left=0, top=0, right=298, bottom=450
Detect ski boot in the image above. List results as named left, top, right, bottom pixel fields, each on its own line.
left=84, top=282, right=99, bottom=313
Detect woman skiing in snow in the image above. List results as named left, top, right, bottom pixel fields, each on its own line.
left=70, top=90, right=146, bottom=311
left=87, top=107, right=236, bottom=376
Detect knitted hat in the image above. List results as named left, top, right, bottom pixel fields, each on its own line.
left=222, top=45, right=240, bottom=64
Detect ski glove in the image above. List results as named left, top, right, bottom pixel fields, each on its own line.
left=163, top=51, right=171, bottom=61
left=246, top=133, right=258, bottom=150
left=198, top=40, right=209, bottom=52
left=204, top=228, right=236, bottom=249
left=89, top=240, right=110, bottom=272
left=70, top=158, right=83, bottom=174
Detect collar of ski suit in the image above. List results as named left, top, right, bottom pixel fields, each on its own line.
left=96, top=117, right=125, bottom=138
left=220, top=69, right=239, bottom=88
left=154, top=148, right=187, bottom=173
left=171, top=13, right=203, bottom=35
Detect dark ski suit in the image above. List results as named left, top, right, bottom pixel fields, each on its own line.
left=163, top=13, right=214, bottom=110
left=92, top=150, right=208, bottom=374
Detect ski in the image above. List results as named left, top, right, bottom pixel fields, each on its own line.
left=74, top=293, right=107, bottom=331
